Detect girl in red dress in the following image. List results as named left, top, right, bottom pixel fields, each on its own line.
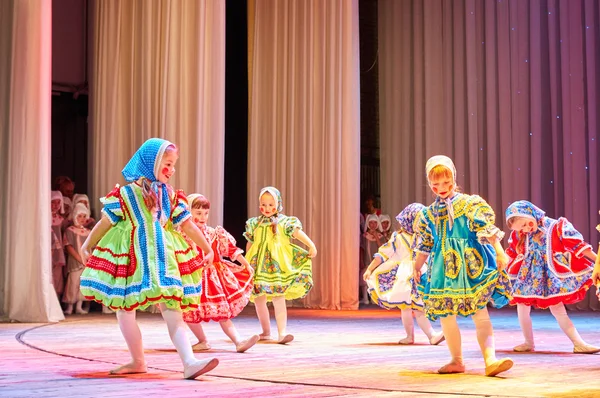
left=183, top=194, right=259, bottom=353
left=505, top=200, right=599, bottom=354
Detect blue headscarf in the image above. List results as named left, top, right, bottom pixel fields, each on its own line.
left=396, top=203, right=425, bottom=235
left=505, top=200, right=545, bottom=225
left=122, top=138, right=174, bottom=223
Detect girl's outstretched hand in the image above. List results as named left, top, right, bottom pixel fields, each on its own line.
left=308, top=245, right=318, bottom=258
left=496, top=252, right=509, bottom=271
left=363, top=269, right=372, bottom=281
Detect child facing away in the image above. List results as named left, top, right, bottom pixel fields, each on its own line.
left=182, top=193, right=259, bottom=353
left=412, top=155, right=513, bottom=377
left=79, top=138, right=219, bottom=379
left=504, top=200, right=600, bottom=354
left=62, top=203, right=92, bottom=315
left=363, top=203, right=445, bottom=346
left=244, top=186, right=317, bottom=344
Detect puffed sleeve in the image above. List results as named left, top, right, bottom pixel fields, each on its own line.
left=243, top=217, right=259, bottom=243
left=215, top=226, right=244, bottom=260
left=374, top=232, right=399, bottom=262
left=283, top=216, right=303, bottom=238
left=170, top=190, right=192, bottom=228
left=412, top=209, right=434, bottom=255
left=466, top=195, right=505, bottom=244
left=555, top=218, right=592, bottom=258
left=100, top=184, right=124, bottom=225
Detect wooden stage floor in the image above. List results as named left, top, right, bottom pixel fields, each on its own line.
left=1, top=306, right=599, bottom=397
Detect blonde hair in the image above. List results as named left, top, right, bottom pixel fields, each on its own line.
left=507, top=216, right=529, bottom=252
left=141, top=144, right=177, bottom=212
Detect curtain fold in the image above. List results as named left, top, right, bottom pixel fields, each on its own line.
left=0, top=0, right=64, bottom=322
left=379, top=0, right=600, bottom=310
left=248, top=0, right=361, bottom=309
left=89, top=0, right=226, bottom=224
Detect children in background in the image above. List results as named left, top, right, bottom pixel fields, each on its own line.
left=412, top=155, right=513, bottom=377
left=62, top=203, right=91, bottom=315
left=594, top=218, right=600, bottom=297
left=244, top=186, right=317, bottom=344
left=79, top=138, right=219, bottom=379
left=379, top=214, right=392, bottom=241
left=505, top=201, right=600, bottom=354
left=183, top=193, right=259, bottom=353
left=361, top=214, right=383, bottom=304
left=51, top=191, right=66, bottom=296
left=364, top=203, right=445, bottom=345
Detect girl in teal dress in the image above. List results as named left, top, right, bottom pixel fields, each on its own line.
left=412, top=155, right=513, bottom=377
left=244, top=186, right=317, bottom=344
left=80, top=138, right=219, bottom=379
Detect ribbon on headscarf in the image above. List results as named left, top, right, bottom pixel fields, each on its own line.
left=122, top=138, right=173, bottom=224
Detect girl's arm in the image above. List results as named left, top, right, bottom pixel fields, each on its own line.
left=180, top=219, right=214, bottom=264
left=65, top=244, right=84, bottom=265
left=80, top=217, right=113, bottom=264
left=363, top=256, right=383, bottom=281
left=488, top=235, right=509, bottom=271
left=292, top=229, right=317, bottom=258
left=581, top=247, right=597, bottom=263
left=246, top=241, right=252, bottom=254
left=413, top=252, right=428, bottom=280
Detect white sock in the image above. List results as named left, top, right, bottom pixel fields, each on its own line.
left=472, top=308, right=497, bottom=367
left=254, top=295, right=271, bottom=336
left=414, top=310, right=435, bottom=339
left=116, top=310, right=145, bottom=365
left=159, top=304, right=196, bottom=367
left=272, top=296, right=288, bottom=338
left=400, top=309, right=415, bottom=339
left=440, top=315, right=463, bottom=365
left=517, top=304, right=535, bottom=346
left=549, top=303, right=586, bottom=346
left=220, top=320, right=241, bottom=345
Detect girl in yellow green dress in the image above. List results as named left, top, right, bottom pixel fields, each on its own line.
left=80, top=138, right=219, bottom=379
left=244, top=186, right=317, bottom=344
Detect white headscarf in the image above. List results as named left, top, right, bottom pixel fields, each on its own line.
left=364, top=214, right=381, bottom=233
left=378, top=214, right=392, bottom=232
left=73, top=194, right=90, bottom=209
left=51, top=191, right=64, bottom=213
left=72, top=203, right=91, bottom=227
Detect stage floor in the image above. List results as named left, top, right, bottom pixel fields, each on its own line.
left=1, top=306, right=599, bottom=398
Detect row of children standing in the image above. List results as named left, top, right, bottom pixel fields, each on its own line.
left=363, top=155, right=600, bottom=377
left=50, top=190, right=96, bottom=315
left=77, top=138, right=317, bottom=379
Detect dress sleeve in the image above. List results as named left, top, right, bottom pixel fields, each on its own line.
left=243, top=217, right=259, bottom=243
left=215, top=226, right=244, bottom=260
left=555, top=218, right=592, bottom=258
left=466, top=195, right=505, bottom=244
left=170, top=190, right=192, bottom=228
left=412, top=209, right=434, bottom=255
left=100, top=185, right=124, bottom=225
left=374, top=232, right=398, bottom=262
left=62, top=227, right=77, bottom=248
left=283, top=216, right=303, bottom=238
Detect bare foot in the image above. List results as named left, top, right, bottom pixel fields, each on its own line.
left=192, top=341, right=211, bottom=351
left=485, top=358, right=513, bottom=377
left=438, top=361, right=466, bottom=374
left=398, top=336, right=414, bottom=345
left=109, top=361, right=148, bottom=375
left=236, top=335, right=260, bottom=353
left=278, top=334, right=294, bottom=344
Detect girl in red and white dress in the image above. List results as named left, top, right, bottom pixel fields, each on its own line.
left=183, top=194, right=259, bottom=353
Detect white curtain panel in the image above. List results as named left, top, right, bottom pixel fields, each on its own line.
left=248, top=0, right=361, bottom=309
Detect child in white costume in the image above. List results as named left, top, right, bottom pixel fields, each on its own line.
left=361, top=214, right=383, bottom=304
left=51, top=191, right=66, bottom=295
left=379, top=214, right=392, bottom=241
left=364, top=203, right=444, bottom=345
left=62, top=203, right=91, bottom=315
